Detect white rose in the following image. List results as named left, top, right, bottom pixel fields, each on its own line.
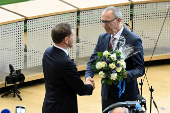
left=117, top=61, right=122, bottom=65
left=101, top=61, right=107, bottom=68
left=103, top=51, right=110, bottom=57
left=120, top=59, right=124, bottom=62
left=109, top=63, right=116, bottom=69
left=119, top=60, right=126, bottom=68
left=116, top=67, right=122, bottom=72
left=122, top=62, right=126, bottom=68
left=110, top=53, right=117, bottom=61
left=96, top=62, right=102, bottom=69
left=99, top=71, right=105, bottom=78
left=110, top=73, right=117, bottom=80
left=120, top=59, right=124, bottom=64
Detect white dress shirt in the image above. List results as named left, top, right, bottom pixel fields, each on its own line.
left=110, top=26, right=124, bottom=50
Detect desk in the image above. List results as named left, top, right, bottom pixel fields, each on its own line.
left=61, top=0, right=131, bottom=57
left=130, top=0, right=170, bottom=4
left=1, top=0, right=77, bottom=68
left=0, top=8, right=25, bottom=73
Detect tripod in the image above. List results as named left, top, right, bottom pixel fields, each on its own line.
left=1, top=82, right=22, bottom=101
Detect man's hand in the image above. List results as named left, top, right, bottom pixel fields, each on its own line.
left=85, top=76, right=95, bottom=90
left=123, top=72, right=127, bottom=78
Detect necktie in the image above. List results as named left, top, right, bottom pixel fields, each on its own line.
left=109, top=36, right=116, bottom=50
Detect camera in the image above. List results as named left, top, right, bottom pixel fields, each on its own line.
left=103, top=95, right=146, bottom=113
left=5, top=64, right=25, bottom=84
left=1, top=64, right=25, bottom=100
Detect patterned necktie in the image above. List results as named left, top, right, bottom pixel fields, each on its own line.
left=109, top=36, right=116, bottom=50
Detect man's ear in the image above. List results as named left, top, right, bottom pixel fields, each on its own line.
left=117, top=17, right=121, bottom=24
left=64, top=37, right=69, bottom=44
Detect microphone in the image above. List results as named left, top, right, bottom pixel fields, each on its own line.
left=137, top=94, right=147, bottom=110
left=125, top=23, right=132, bottom=31
left=9, top=64, right=15, bottom=73
left=125, top=23, right=130, bottom=27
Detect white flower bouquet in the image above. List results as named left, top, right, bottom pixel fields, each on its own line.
left=92, top=36, right=140, bottom=86
left=92, top=50, right=127, bottom=85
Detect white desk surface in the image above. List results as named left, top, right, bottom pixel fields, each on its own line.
left=0, top=0, right=77, bottom=19
left=61, top=0, right=131, bottom=11
left=0, top=8, right=24, bottom=25
left=130, top=0, right=170, bottom=4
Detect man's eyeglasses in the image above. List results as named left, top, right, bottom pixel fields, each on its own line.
left=100, top=18, right=117, bottom=25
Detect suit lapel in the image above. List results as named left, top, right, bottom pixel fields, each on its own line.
left=105, top=34, right=111, bottom=49
left=114, top=27, right=129, bottom=50
left=105, top=34, right=111, bottom=51
left=100, top=33, right=111, bottom=52
left=121, top=27, right=129, bottom=44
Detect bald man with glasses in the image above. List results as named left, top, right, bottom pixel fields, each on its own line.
left=85, top=6, right=145, bottom=111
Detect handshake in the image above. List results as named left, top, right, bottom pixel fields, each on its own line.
left=85, top=76, right=95, bottom=90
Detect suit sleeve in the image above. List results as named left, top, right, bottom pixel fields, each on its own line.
left=126, top=38, right=145, bottom=82
left=63, top=60, right=93, bottom=96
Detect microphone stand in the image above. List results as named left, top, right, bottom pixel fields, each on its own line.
left=149, top=86, right=154, bottom=113
left=140, top=6, right=170, bottom=113
left=139, top=79, right=143, bottom=96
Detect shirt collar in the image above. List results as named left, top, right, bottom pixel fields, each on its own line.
left=53, top=44, right=68, bottom=56
left=111, top=26, right=124, bottom=40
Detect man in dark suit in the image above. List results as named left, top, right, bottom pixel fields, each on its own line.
left=85, top=6, right=145, bottom=111
left=42, top=23, right=95, bottom=113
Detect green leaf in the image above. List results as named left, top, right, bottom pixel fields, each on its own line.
left=117, top=52, right=121, bottom=56
left=107, top=79, right=113, bottom=85
left=121, top=69, right=127, bottom=73
left=97, top=52, right=102, bottom=57
left=109, top=48, right=113, bottom=51
left=117, top=75, right=121, bottom=81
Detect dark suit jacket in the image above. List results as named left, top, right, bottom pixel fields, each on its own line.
left=85, top=27, right=145, bottom=103
left=42, top=46, right=93, bottom=113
